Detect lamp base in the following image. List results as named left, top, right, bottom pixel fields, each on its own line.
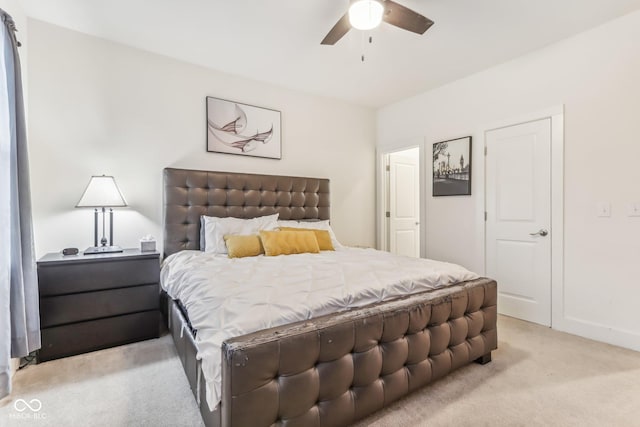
left=84, top=245, right=124, bottom=255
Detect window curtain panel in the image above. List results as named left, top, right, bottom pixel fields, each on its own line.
left=0, top=9, right=40, bottom=400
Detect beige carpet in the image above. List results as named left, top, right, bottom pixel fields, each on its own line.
left=1, top=316, right=639, bottom=427
left=0, top=334, right=203, bottom=427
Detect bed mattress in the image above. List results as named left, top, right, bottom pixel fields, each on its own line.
left=160, top=247, right=479, bottom=410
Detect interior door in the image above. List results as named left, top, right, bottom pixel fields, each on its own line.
left=486, top=118, right=552, bottom=326
left=389, top=150, right=420, bottom=258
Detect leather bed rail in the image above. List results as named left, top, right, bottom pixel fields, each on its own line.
left=163, top=168, right=330, bottom=257
left=220, top=278, right=497, bottom=427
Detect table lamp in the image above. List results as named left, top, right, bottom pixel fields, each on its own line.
left=76, top=175, right=128, bottom=254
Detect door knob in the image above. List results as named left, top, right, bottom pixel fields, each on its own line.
left=529, top=229, right=549, bottom=237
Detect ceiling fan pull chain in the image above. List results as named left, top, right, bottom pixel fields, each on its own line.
left=359, top=31, right=374, bottom=62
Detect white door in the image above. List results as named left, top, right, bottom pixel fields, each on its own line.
left=389, top=149, right=420, bottom=258
left=486, top=118, right=552, bottom=326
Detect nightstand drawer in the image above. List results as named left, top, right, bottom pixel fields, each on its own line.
left=38, top=311, right=160, bottom=362
left=40, top=284, right=159, bottom=328
left=38, top=257, right=159, bottom=296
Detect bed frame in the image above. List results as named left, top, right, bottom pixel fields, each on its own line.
left=162, top=167, right=497, bottom=427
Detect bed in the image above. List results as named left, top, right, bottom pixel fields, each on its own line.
left=161, top=167, right=497, bottom=427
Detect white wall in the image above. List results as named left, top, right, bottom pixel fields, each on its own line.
left=27, top=20, right=376, bottom=257
left=378, top=10, right=640, bottom=351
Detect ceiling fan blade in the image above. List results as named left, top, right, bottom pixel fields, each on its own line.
left=321, top=13, right=351, bottom=45
left=383, top=0, right=434, bottom=35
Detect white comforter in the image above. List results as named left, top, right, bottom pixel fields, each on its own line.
left=160, top=248, right=478, bottom=410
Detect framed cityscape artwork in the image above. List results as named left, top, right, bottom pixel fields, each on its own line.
left=432, top=136, right=472, bottom=196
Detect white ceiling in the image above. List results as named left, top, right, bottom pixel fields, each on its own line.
left=20, top=0, right=640, bottom=107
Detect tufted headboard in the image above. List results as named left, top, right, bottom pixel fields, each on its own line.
left=163, top=168, right=330, bottom=257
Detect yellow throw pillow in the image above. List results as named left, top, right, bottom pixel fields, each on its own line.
left=259, top=230, right=320, bottom=256
left=224, top=234, right=264, bottom=258
left=279, top=227, right=335, bottom=251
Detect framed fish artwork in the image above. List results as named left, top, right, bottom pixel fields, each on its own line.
left=206, top=96, right=282, bottom=159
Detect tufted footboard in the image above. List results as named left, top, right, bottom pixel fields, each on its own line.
left=219, top=278, right=497, bottom=427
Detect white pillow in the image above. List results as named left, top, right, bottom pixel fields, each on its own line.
left=277, top=219, right=343, bottom=249
left=203, top=214, right=279, bottom=254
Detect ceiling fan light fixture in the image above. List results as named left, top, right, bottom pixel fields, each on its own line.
left=348, top=0, right=384, bottom=31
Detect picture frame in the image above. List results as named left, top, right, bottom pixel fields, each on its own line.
left=432, top=136, right=472, bottom=196
left=206, top=96, right=282, bottom=159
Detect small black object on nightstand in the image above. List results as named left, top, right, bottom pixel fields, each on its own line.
left=36, top=249, right=161, bottom=362
left=61, top=247, right=79, bottom=256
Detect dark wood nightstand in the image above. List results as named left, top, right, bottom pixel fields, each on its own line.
left=37, top=249, right=161, bottom=362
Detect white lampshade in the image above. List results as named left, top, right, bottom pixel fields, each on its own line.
left=76, top=175, right=128, bottom=208
left=349, top=0, right=384, bottom=30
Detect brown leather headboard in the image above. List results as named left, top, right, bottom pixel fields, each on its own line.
left=163, top=168, right=330, bottom=257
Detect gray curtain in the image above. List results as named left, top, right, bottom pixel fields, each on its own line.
left=0, top=9, right=40, bottom=400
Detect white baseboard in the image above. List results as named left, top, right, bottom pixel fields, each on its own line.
left=11, top=358, right=19, bottom=376
left=554, top=316, right=640, bottom=352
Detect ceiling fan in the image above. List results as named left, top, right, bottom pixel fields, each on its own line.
left=321, top=0, right=434, bottom=45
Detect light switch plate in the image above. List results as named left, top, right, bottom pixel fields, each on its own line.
left=597, top=202, right=611, bottom=217
left=628, top=203, right=640, bottom=217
